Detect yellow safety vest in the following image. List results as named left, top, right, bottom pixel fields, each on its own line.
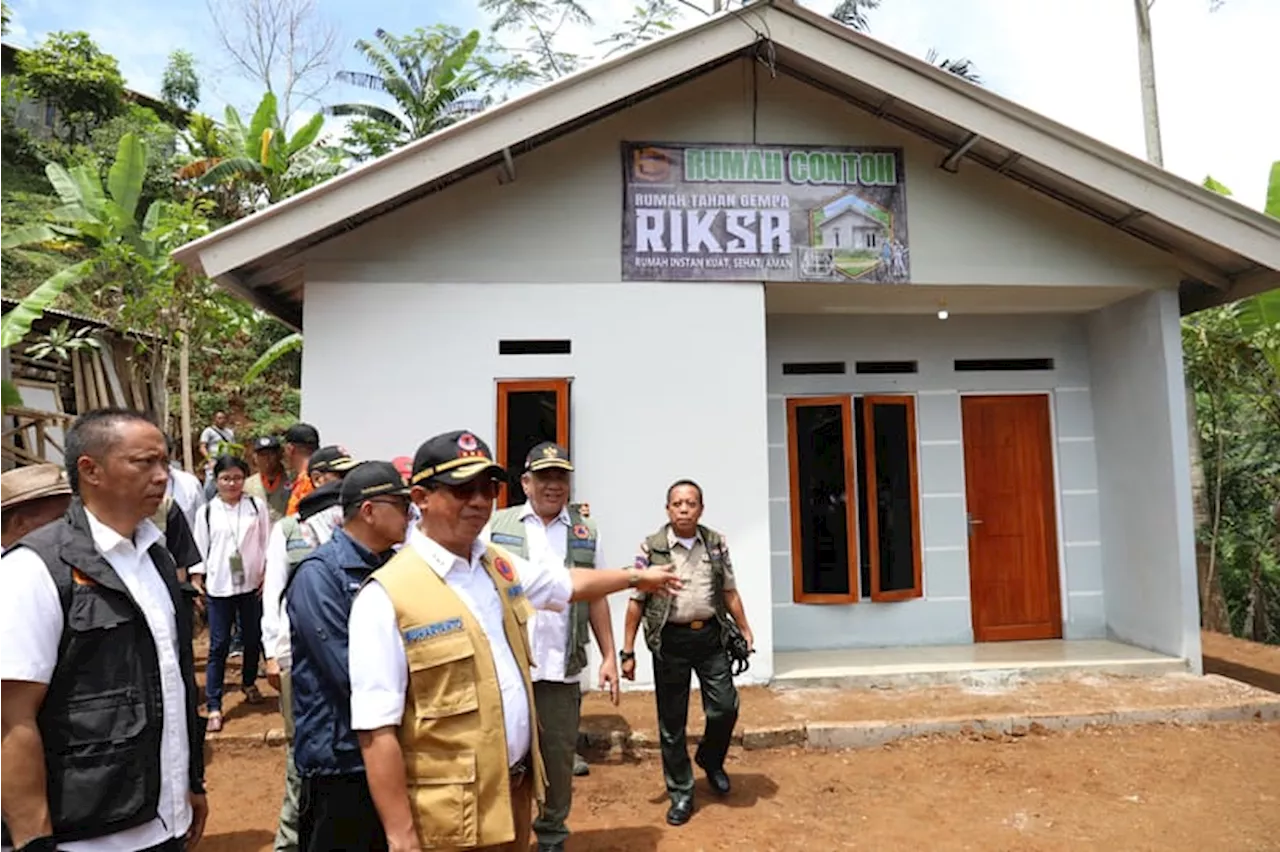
left=371, top=543, right=546, bottom=849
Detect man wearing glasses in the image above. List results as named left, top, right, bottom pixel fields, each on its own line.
left=285, top=461, right=414, bottom=852
left=351, top=430, right=683, bottom=852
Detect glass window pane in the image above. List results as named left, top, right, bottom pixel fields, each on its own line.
left=504, top=390, right=559, bottom=506
left=870, top=402, right=918, bottom=592
left=794, top=404, right=851, bottom=596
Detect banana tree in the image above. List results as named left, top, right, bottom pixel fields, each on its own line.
left=195, top=92, right=343, bottom=205
left=327, top=26, right=485, bottom=157
left=1, top=132, right=157, bottom=404
left=242, top=331, right=302, bottom=386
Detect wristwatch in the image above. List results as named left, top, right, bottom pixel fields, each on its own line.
left=627, top=569, right=641, bottom=588
left=620, top=650, right=636, bottom=663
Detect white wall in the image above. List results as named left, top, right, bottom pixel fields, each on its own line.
left=302, top=62, right=1177, bottom=290
left=301, top=280, right=774, bottom=685
left=1086, top=290, right=1202, bottom=668
left=767, top=312, right=1105, bottom=650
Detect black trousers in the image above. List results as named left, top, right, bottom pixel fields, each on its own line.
left=298, top=772, right=388, bottom=852
left=653, top=621, right=740, bottom=802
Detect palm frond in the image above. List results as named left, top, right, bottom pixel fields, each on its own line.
left=335, top=70, right=388, bottom=92
left=1, top=223, right=61, bottom=250
left=197, top=156, right=265, bottom=186
left=0, top=260, right=95, bottom=348
left=325, top=103, right=410, bottom=132
left=242, top=332, right=303, bottom=385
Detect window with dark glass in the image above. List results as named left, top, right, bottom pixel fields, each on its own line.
left=788, top=394, right=922, bottom=603
left=787, top=397, right=857, bottom=602
left=495, top=379, right=569, bottom=507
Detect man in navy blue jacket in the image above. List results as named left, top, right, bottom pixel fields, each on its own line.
left=285, top=461, right=411, bottom=852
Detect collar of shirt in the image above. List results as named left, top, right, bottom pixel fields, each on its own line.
left=408, top=526, right=487, bottom=579
left=666, top=525, right=703, bottom=550
left=518, top=503, right=570, bottom=528
left=332, top=528, right=394, bottom=571
left=84, top=506, right=163, bottom=557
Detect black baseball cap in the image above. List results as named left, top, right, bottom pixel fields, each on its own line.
left=284, top=423, right=320, bottom=449
left=253, top=436, right=281, bottom=453
left=340, top=461, right=411, bottom=508
left=298, top=479, right=342, bottom=520
left=308, top=445, right=357, bottom=476
left=525, top=442, right=573, bottom=473
left=410, top=430, right=506, bottom=487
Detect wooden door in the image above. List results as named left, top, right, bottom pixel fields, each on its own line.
left=961, top=395, right=1063, bottom=642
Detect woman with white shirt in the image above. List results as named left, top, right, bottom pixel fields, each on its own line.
left=192, top=455, right=271, bottom=732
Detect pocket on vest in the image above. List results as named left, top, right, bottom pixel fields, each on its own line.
left=406, top=634, right=480, bottom=719
left=407, top=749, right=478, bottom=846
left=57, top=686, right=147, bottom=746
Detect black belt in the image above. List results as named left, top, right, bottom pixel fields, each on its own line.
left=665, top=619, right=714, bottom=631
left=509, top=752, right=531, bottom=779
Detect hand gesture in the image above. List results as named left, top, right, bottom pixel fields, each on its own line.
left=598, top=657, right=621, bottom=705
left=632, top=567, right=683, bottom=596
left=621, top=655, right=637, bottom=681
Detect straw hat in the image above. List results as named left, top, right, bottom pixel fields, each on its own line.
left=2, top=463, right=72, bottom=510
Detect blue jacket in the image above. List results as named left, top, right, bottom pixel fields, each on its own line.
left=285, top=527, right=392, bottom=777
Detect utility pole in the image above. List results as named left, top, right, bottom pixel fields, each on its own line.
left=1133, top=0, right=1164, bottom=166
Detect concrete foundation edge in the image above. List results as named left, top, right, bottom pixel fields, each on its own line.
left=215, top=699, right=1280, bottom=751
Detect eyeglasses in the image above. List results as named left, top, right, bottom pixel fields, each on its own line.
left=217, top=474, right=245, bottom=484
left=366, top=497, right=411, bottom=515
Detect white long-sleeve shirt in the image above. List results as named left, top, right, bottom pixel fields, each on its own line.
left=260, top=505, right=344, bottom=671
left=191, top=495, right=270, bottom=597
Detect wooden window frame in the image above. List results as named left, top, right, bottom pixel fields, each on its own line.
left=495, top=379, right=570, bottom=509
left=861, top=394, right=924, bottom=602
left=786, top=396, right=860, bottom=604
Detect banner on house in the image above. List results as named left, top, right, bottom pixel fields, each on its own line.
left=621, top=142, right=910, bottom=283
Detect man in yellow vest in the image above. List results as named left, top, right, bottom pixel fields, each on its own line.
left=350, top=430, right=683, bottom=852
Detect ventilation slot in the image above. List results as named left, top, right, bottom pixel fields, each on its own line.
left=855, top=360, right=919, bottom=375
left=499, top=340, right=571, bottom=355
left=954, top=358, right=1054, bottom=372
left=782, top=361, right=846, bottom=375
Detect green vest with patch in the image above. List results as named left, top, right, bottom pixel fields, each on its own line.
left=639, top=524, right=730, bottom=657
left=280, top=515, right=318, bottom=587
left=489, top=503, right=597, bottom=678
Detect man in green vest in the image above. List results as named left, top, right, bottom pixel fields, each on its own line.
left=621, top=479, right=756, bottom=827
left=484, top=442, right=619, bottom=852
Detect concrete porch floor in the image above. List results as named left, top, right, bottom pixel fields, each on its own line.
left=772, top=639, right=1189, bottom=689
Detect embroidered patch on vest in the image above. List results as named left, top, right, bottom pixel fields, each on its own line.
left=506, top=583, right=524, bottom=599
left=71, top=567, right=97, bottom=586
left=572, top=524, right=590, bottom=539
left=494, top=555, right=515, bottom=582
left=403, top=617, right=464, bottom=644
left=286, top=537, right=311, bottom=551
left=569, top=539, right=596, bottom=552
left=491, top=533, right=523, bottom=547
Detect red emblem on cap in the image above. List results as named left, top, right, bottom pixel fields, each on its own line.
left=494, top=556, right=515, bottom=582
left=573, top=524, right=589, bottom=540
left=458, top=433, right=478, bottom=451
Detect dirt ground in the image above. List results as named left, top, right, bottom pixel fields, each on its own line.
left=1202, top=630, right=1280, bottom=694
left=199, top=721, right=1280, bottom=852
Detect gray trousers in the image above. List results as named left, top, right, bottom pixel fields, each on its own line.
left=274, top=670, right=301, bottom=852
left=532, top=680, right=581, bottom=849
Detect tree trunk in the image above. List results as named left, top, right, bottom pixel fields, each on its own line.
left=1188, top=383, right=1230, bottom=632
left=179, top=326, right=194, bottom=474
left=1133, top=0, right=1164, bottom=166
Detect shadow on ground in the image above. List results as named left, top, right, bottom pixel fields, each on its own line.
left=197, top=829, right=274, bottom=851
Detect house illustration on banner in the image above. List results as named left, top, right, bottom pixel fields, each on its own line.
left=818, top=205, right=884, bottom=251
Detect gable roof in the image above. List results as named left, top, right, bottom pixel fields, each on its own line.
left=820, top=206, right=884, bottom=231
left=172, top=0, right=1280, bottom=328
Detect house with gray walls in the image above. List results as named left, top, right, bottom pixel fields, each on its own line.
left=175, top=0, right=1280, bottom=687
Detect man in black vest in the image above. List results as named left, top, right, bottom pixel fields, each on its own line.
left=0, top=408, right=208, bottom=852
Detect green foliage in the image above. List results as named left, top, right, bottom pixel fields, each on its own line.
left=596, top=1, right=678, bottom=58
left=195, top=91, right=342, bottom=206
left=25, top=321, right=102, bottom=362
left=161, top=50, right=201, bottom=115
left=480, top=0, right=592, bottom=84
left=329, top=26, right=485, bottom=159
left=1187, top=171, right=1280, bottom=644
left=831, top=0, right=881, bottom=30
left=242, top=332, right=302, bottom=385
left=15, top=32, right=125, bottom=144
